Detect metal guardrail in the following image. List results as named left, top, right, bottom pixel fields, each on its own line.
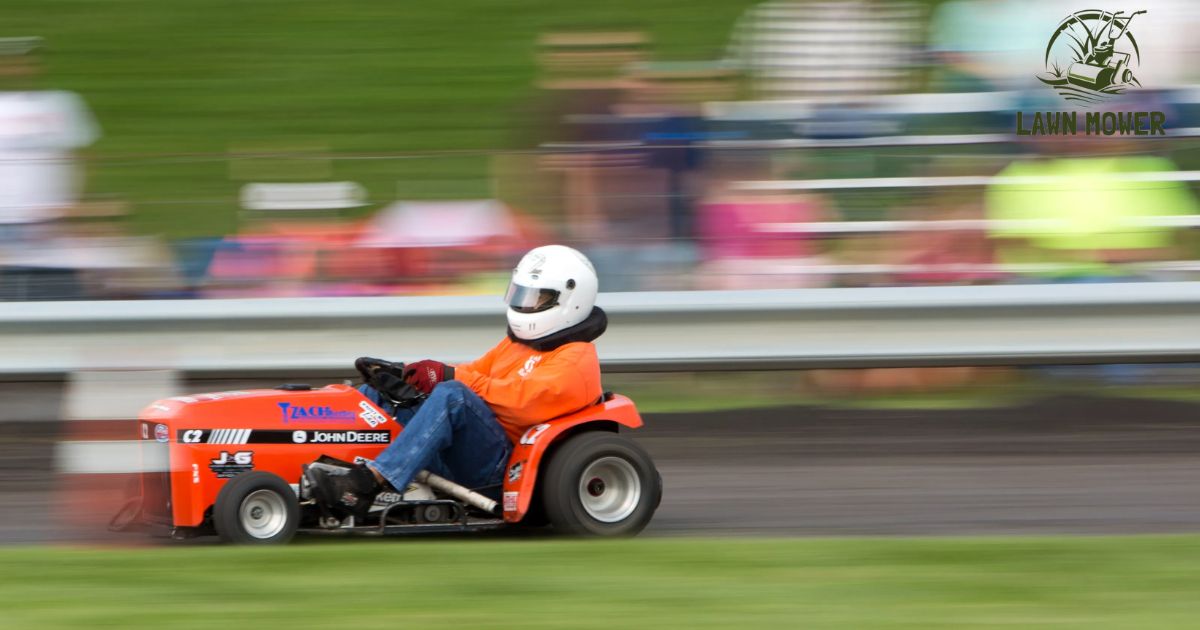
left=3, top=282, right=1200, bottom=375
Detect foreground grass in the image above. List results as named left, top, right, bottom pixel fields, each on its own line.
left=1, top=536, right=1199, bottom=628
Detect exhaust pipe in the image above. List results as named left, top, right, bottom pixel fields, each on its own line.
left=415, top=470, right=499, bottom=515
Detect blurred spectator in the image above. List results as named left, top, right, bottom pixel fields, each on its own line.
left=617, top=61, right=738, bottom=244
left=695, top=157, right=833, bottom=289
left=358, top=198, right=542, bottom=292
left=523, top=30, right=697, bottom=290
left=525, top=30, right=647, bottom=243
left=0, top=37, right=99, bottom=299
left=889, top=190, right=999, bottom=286
left=726, top=0, right=925, bottom=101
left=929, top=0, right=1049, bottom=92
left=931, top=1, right=1200, bottom=92
left=203, top=219, right=378, bottom=298
left=985, top=133, right=1198, bottom=282
left=203, top=198, right=543, bottom=298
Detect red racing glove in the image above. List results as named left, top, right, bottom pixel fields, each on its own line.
left=403, top=360, right=454, bottom=394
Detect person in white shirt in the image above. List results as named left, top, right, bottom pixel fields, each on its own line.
left=0, top=37, right=98, bottom=240
left=726, top=0, right=925, bottom=101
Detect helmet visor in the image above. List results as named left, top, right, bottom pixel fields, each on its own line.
left=505, top=283, right=560, bottom=313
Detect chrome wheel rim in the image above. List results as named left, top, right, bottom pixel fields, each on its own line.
left=578, top=457, right=641, bottom=523
left=240, top=489, right=288, bottom=539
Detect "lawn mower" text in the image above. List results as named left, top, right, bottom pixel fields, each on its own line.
left=1016, top=111, right=1166, bottom=136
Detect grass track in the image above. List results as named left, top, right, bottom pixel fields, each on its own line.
left=1, top=536, right=1198, bottom=628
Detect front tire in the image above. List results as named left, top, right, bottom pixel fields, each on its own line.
left=542, top=432, right=661, bottom=536
left=213, top=471, right=299, bottom=545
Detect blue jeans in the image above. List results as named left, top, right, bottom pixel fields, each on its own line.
left=357, top=381, right=512, bottom=499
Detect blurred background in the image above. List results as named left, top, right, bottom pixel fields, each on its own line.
left=1, top=3, right=1200, bottom=625
left=3, top=0, right=1200, bottom=300
left=0, top=0, right=1199, bottom=552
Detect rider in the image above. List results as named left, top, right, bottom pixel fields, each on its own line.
left=304, top=244, right=606, bottom=514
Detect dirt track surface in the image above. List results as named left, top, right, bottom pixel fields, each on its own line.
left=2, top=390, right=1199, bottom=541
left=637, top=395, right=1200, bottom=536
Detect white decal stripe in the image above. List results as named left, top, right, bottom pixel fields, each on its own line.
left=199, top=428, right=255, bottom=444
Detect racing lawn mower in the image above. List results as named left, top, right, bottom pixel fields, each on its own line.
left=118, top=371, right=661, bottom=544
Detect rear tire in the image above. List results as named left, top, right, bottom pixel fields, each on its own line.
left=541, top=432, right=661, bottom=536
left=213, top=472, right=299, bottom=545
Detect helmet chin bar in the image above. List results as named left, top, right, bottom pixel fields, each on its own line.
left=507, top=306, right=606, bottom=350
left=508, top=307, right=556, bottom=340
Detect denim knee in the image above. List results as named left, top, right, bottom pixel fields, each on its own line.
left=430, top=380, right=471, bottom=401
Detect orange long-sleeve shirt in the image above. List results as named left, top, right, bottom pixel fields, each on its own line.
left=454, top=337, right=602, bottom=443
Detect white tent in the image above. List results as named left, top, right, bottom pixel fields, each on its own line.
left=357, top=199, right=521, bottom=248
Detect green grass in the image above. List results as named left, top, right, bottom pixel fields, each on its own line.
left=1, top=536, right=1199, bottom=628
left=611, top=370, right=1200, bottom=414
left=609, top=371, right=1043, bottom=414
left=3, top=0, right=761, bottom=237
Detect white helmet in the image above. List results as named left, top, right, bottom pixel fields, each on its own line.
left=505, top=245, right=598, bottom=341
